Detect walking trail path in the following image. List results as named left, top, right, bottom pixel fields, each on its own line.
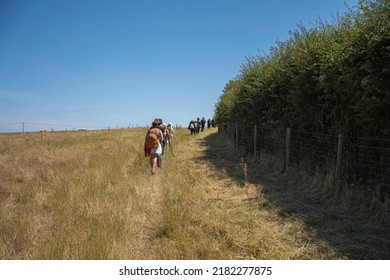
left=130, top=129, right=390, bottom=260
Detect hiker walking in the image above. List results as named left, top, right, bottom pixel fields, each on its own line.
left=196, top=118, right=201, bottom=133
left=201, top=117, right=206, bottom=132
left=145, top=118, right=164, bottom=175
left=159, top=121, right=167, bottom=157
left=188, top=120, right=195, bottom=135
left=165, top=122, right=175, bottom=157
left=167, top=122, right=174, bottom=142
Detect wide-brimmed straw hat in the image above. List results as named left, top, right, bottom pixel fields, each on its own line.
left=152, top=118, right=162, bottom=126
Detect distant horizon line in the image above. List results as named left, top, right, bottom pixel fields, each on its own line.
left=0, top=121, right=189, bottom=134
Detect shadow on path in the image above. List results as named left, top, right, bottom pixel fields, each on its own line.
left=197, top=132, right=390, bottom=260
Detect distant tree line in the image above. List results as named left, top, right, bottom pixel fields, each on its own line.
left=214, top=0, right=389, bottom=138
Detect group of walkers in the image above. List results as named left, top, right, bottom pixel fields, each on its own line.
left=144, top=116, right=216, bottom=175
left=188, top=117, right=215, bottom=135
left=144, top=118, right=174, bottom=175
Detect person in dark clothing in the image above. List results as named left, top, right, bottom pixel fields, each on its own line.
left=188, top=120, right=195, bottom=135
left=201, top=117, right=206, bottom=132
left=207, top=118, right=211, bottom=129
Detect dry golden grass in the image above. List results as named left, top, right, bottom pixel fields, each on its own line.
left=0, top=129, right=151, bottom=259
left=146, top=131, right=343, bottom=260
left=1, top=128, right=389, bottom=260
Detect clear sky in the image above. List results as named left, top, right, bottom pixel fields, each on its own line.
left=0, top=0, right=357, bottom=132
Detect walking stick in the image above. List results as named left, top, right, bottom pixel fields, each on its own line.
left=168, top=140, right=175, bottom=157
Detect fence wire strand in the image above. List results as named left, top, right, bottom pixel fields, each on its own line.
left=219, top=123, right=390, bottom=200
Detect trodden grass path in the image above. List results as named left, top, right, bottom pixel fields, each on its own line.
left=1, top=128, right=389, bottom=259
left=134, top=129, right=390, bottom=259
left=137, top=129, right=339, bottom=259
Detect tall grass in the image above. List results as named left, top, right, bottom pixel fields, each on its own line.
left=0, top=129, right=150, bottom=259
left=147, top=131, right=343, bottom=259
left=1, top=128, right=388, bottom=259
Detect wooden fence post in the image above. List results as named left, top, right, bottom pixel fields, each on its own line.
left=285, top=128, right=291, bottom=172
left=253, top=124, right=257, bottom=157
left=336, top=134, right=343, bottom=188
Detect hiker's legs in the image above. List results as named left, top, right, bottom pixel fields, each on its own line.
left=150, top=154, right=158, bottom=174
left=161, top=140, right=165, bottom=156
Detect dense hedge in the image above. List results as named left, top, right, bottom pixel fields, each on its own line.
left=215, top=0, right=390, bottom=138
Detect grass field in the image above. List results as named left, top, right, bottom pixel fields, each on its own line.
left=1, top=128, right=389, bottom=259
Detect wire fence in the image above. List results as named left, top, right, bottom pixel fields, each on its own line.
left=219, top=123, right=390, bottom=201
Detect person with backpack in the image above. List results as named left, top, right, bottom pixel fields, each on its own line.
left=145, top=118, right=164, bottom=175
left=188, top=120, right=196, bottom=135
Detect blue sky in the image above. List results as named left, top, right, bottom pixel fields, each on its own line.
left=0, top=0, right=357, bottom=132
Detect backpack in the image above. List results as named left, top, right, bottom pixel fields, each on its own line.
left=146, top=129, right=160, bottom=148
